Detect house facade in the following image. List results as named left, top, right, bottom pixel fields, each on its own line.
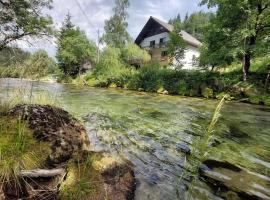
left=135, top=16, right=202, bottom=69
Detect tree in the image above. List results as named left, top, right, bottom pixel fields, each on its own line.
left=56, top=14, right=97, bottom=77
left=102, top=0, right=131, bottom=48
left=199, top=19, right=234, bottom=70
left=182, top=11, right=213, bottom=41
left=167, top=22, right=186, bottom=68
left=201, top=0, right=270, bottom=81
left=23, top=50, right=56, bottom=79
left=0, top=0, right=53, bottom=50
left=168, top=14, right=181, bottom=25
left=121, top=43, right=151, bottom=66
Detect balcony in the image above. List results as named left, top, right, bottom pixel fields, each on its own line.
left=143, top=42, right=168, bottom=49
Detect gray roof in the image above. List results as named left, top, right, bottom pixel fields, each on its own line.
left=135, top=16, right=202, bottom=48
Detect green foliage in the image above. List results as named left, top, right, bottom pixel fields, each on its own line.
left=128, top=62, right=162, bottom=92
left=0, top=49, right=56, bottom=79
left=167, top=23, right=186, bottom=68
left=23, top=50, right=57, bottom=79
left=182, top=11, right=214, bottom=41
left=0, top=47, right=30, bottom=67
left=102, top=0, right=131, bottom=48
left=90, top=47, right=133, bottom=87
left=56, top=14, right=97, bottom=77
left=121, top=43, right=151, bottom=65
left=0, top=0, right=53, bottom=50
left=200, top=0, right=270, bottom=79
left=202, top=87, right=214, bottom=98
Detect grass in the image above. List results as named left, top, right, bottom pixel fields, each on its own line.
left=0, top=116, right=51, bottom=190
left=179, top=95, right=228, bottom=199
left=59, top=154, right=99, bottom=200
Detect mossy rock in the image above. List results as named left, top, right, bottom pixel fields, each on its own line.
left=60, top=153, right=135, bottom=200
left=109, top=83, right=118, bottom=88
left=202, top=87, right=214, bottom=98
left=157, top=86, right=165, bottom=94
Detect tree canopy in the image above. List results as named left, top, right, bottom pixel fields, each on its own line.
left=56, top=14, right=97, bottom=77
left=0, top=0, right=54, bottom=50
left=102, top=0, right=131, bottom=48
left=167, top=22, right=186, bottom=68
left=200, top=0, right=270, bottom=80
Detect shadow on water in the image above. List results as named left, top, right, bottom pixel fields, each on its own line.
left=1, top=78, right=270, bottom=200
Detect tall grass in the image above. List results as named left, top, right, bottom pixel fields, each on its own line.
left=180, top=95, right=228, bottom=199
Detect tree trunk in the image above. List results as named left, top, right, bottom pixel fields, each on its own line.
left=242, top=53, right=251, bottom=81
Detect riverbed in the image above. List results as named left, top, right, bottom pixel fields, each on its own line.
left=1, top=78, right=270, bottom=200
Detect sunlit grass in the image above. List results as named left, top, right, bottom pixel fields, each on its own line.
left=0, top=117, right=50, bottom=186
left=179, top=95, right=228, bottom=199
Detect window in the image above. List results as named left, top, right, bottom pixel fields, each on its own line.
left=160, top=38, right=165, bottom=43
left=150, top=40, right=155, bottom=47
left=161, top=51, right=168, bottom=57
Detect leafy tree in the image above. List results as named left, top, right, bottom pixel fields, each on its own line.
left=56, top=14, right=97, bottom=77
left=182, top=11, right=213, bottom=41
left=93, top=47, right=132, bottom=86
left=167, top=22, right=186, bottom=68
left=199, top=19, right=234, bottom=70
left=201, top=0, right=270, bottom=81
left=121, top=43, right=151, bottom=66
left=0, top=0, right=53, bottom=50
left=102, top=0, right=131, bottom=48
left=23, top=50, right=56, bottom=79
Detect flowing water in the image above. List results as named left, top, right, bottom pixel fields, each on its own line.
left=1, top=78, right=270, bottom=200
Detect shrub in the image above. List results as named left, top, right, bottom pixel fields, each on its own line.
left=92, top=47, right=133, bottom=87
left=128, top=62, right=162, bottom=92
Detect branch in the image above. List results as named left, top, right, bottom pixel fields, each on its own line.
left=20, top=168, right=65, bottom=178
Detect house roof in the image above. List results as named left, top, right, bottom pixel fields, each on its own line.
left=135, top=16, right=202, bottom=48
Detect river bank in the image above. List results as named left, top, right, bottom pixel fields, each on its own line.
left=0, top=103, right=135, bottom=200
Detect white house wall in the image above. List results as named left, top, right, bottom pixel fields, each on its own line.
left=139, top=32, right=200, bottom=70
left=140, top=32, right=169, bottom=48
left=178, top=45, right=200, bottom=69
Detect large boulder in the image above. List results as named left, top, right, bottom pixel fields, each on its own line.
left=8, top=104, right=91, bottom=166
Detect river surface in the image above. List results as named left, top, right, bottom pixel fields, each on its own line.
left=1, top=78, right=270, bottom=200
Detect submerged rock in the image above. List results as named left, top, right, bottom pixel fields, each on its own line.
left=200, top=159, right=270, bottom=200
left=176, top=142, right=191, bottom=154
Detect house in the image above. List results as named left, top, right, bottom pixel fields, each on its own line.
left=135, top=16, right=202, bottom=69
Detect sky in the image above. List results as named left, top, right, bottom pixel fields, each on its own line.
left=18, top=0, right=210, bottom=56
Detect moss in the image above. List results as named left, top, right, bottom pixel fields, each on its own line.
left=202, top=87, right=214, bottom=98
left=262, top=95, right=270, bottom=106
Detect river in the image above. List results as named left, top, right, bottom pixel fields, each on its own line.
left=1, top=78, right=270, bottom=200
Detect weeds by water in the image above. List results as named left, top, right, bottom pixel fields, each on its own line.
left=179, top=95, right=228, bottom=200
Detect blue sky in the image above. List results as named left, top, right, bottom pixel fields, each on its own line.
left=19, top=0, right=210, bottom=56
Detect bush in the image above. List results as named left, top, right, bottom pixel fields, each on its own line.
left=127, top=62, right=162, bottom=92
left=91, top=47, right=133, bottom=87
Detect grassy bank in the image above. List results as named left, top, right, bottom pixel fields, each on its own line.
left=64, top=57, right=270, bottom=106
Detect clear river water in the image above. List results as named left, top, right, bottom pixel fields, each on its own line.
left=1, top=78, right=270, bottom=200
